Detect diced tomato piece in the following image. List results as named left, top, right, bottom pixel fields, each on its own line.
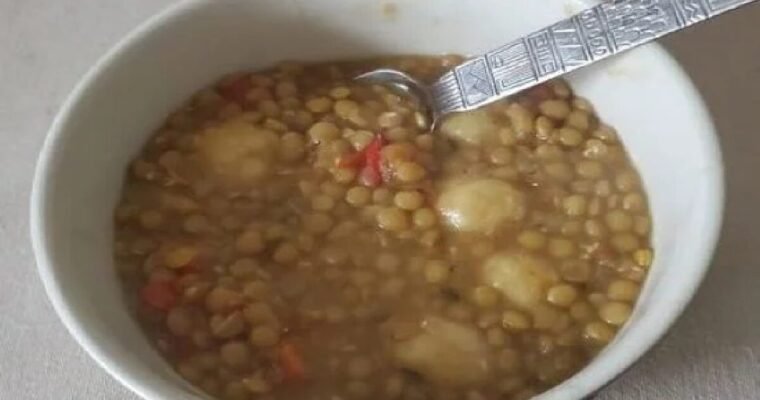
left=335, top=133, right=387, bottom=184
left=360, top=134, right=386, bottom=186
left=359, top=165, right=382, bottom=187
left=140, top=281, right=178, bottom=312
left=278, top=342, right=307, bottom=382
left=364, top=134, right=385, bottom=167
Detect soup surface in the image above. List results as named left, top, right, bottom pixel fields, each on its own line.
left=114, top=56, right=653, bottom=400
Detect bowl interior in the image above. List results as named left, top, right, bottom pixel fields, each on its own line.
left=32, top=0, right=722, bottom=399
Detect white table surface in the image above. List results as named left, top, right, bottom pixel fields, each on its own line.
left=2, top=1, right=759, bottom=399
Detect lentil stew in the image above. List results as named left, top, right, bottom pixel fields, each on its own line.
left=114, top=56, right=653, bottom=400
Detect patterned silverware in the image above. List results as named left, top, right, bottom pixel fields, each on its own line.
left=357, top=0, right=757, bottom=127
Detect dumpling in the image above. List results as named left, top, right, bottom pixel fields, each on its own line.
left=390, top=316, right=491, bottom=387
left=436, top=178, right=527, bottom=234
left=440, top=109, right=498, bottom=146
left=195, top=118, right=279, bottom=187
left=481, top=251, right=558, bottom=309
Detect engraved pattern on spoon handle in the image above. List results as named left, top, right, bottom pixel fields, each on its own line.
left=432, top=0, right=758, bottom=114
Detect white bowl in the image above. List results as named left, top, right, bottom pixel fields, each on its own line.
left=30, top=0, right=724, bottom=399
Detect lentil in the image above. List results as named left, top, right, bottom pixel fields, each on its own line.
left=607, top=280, right=641, bottom=302
left=599, top=302, right=632, bottom=326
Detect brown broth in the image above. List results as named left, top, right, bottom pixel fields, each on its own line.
left=114, top=56, right=652, bottom=400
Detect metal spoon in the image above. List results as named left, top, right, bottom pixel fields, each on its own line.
left=357, top=0, right=757, bottom=129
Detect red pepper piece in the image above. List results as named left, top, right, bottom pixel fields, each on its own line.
left=140, top=281, right=178, bottom=312
left=279, top=341, right=307, bottom=382
left=358, top=165, right=382, bottom=187
left=335, top=133, right=387, bottom=188
left=359, top=134, right=386, bottom=187
left=364, top=134, right=385, bottom=173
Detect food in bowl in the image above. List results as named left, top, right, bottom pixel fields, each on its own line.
left=113, top=56, right=653, bottom=400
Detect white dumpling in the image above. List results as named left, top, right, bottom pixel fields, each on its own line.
left=482, top=251, right=558, bottom=309
left=436, top=178, right=527, bottom=234
left=440, top=109, right=498, bottom=145
left=196, top=118, right=279, bottom=187
left=391, top=316, right=491, bottom=387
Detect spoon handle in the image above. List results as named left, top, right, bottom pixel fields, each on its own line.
left=432, top=0, right=757, bottom=114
